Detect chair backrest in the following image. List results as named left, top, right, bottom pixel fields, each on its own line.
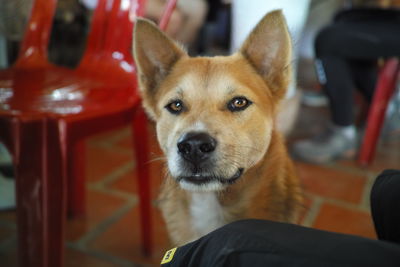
left=79, top=0, right=145, bottom=67
left=13, top=0, right=175, bottom=69
left=103, top=0, right=144, bottom=61
left=14, top=0, right=57, bottom=67
left=78, top=0, right=108, bottom=66
left=13, top=0, right=145, bottom=68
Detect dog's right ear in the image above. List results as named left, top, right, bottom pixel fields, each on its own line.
left=133, top=18, right=186, bottom=119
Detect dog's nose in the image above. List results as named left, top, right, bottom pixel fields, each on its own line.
left=177, top=132, right=217, bottom=164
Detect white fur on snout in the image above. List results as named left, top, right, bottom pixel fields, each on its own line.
left=190, top=121, right=207, bottom=132
left=167, top=149, right=181, bottom=178
left=179, top=180, right=226, bottom=191
left=167, top=120, right=211, bottom=178
left=190, top=192, right=225, bottom=236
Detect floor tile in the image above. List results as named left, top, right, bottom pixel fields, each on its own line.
left=110, top=143, right=166, bottom=198
left=86, top=145, right=133, bottom=182
left=295, top=162, right=367, bottom=204
left=66, top=189, right=127, bottom=242
left=338, top=147, right=400, bottom=173
left=111, top=125, right=166, bottom=199
left=88, top=205, right=170, bottom=266
left=298, top=195, right=313, bottom=225
left=110, top=166, right=165, bottom=200
left=66, top=248, right=120, bottom=267
left=115, top=123, right=158, bottom=151
left=0, top=247, right=121, bottom=267
left=313, top=203, right=376, bottom=239
left=88, top=127, right=130, bottom=145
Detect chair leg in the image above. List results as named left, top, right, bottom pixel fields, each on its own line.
left=13, top=119, right=67, bottom=267
left=358, top=59, right=400, bottom=166
left=67, top=141, right=86, bottom=218
left=132, top=107, right=153, bottom=256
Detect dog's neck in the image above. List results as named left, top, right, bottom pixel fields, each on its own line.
left=189, top=192, right=225, bottom=237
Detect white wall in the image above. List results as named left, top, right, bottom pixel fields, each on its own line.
left=231, top=0, right=311, bottom=97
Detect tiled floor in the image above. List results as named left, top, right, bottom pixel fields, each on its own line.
left=0, top=103, right=399, bottom=266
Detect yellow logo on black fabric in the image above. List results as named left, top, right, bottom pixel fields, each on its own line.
left=161, top=247, right=177, bottom=264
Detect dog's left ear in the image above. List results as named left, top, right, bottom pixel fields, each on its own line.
left=240, top=10, right=292, bottom=100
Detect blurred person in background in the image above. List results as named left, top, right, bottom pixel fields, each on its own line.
left=144, top=0, right=208, bottom=47
left=292, top=0, right=400, bottom=164
left=0, top=0, right=33, bottom=66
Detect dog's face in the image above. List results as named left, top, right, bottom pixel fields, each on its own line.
left=133, top=11, right=291, bottom=191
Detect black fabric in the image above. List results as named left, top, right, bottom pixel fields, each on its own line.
left=162, top=219, right=400, bottom=267
left=314, top=8, right=400, bottom=126
left=371, top=169, right=400, bottom=244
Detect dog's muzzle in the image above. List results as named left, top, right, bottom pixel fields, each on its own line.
left=177, top=131, right=217, bottom=167
left=176, top=131, right=243, bottom=187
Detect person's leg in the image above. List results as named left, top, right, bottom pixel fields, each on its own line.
left=317, top=56, right=355, bottom=127
left=349, top=59, right=378, bottom=103
left=291, top=24, right=358, bottom=163
left=311, top=57, right=377, bottom=130
left=371, top=169, right=400, bottom=245
left=161, top=219, right=400, bottom=267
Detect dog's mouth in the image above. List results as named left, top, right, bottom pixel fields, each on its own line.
left=176, top=168, right=244, bottom=185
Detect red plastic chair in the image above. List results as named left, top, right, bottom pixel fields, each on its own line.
left=358, top=58, right=400, bottom=166
left=0, top=0, right=177, bottom=266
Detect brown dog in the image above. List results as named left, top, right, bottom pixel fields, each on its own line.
left=133, top=10, right=303, bottom=246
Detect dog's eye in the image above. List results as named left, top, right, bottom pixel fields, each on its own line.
left=227, top=97, right=252, bottom=112
left=165, top=100, right=184, bottom=114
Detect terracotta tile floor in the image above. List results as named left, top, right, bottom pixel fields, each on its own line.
left=0, top=104, right=399, bottom=266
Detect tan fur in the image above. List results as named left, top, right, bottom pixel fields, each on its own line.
left=133, top=10, right=303, bottom=246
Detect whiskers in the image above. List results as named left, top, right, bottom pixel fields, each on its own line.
left=147, top=155, right=167, bottom=164
left=219, top=143, right=265, bottom=169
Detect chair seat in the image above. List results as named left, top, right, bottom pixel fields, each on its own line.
left=0, top=62, right=140, bottom=118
